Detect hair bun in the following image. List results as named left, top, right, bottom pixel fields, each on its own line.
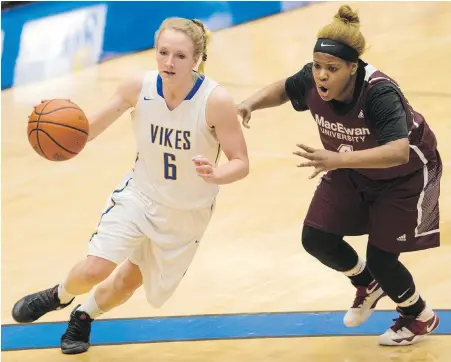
left=335, top=5, right=360, bottom=27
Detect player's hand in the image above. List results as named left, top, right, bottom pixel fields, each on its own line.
left=236, top=103, right=252, bottom=129
left=32, top=100, right=49, bottom=108
left=293, top=144, right=342, bottom=179
left=34, top=99, right=71, bottom=107
left=192, top=156, right=217, bottom=184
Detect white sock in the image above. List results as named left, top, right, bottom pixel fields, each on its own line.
left=57, top=282, right=76, bottom=304
left=343, top=257, right=367, bottom=277
left=77, top=292, right=104, bottom=319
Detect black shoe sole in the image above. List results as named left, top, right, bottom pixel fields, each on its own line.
left=61, top=343, right=90, bottom=355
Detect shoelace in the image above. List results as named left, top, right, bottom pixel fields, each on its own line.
left=351, top=286, right=370, bottom=308
left=391, top=314, right=415, bottom=332
left=63, top=313, right=91, bottom=342
left=26, top=288, right=56, bottom=315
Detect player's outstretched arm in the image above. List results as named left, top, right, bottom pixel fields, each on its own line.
left=87, top=73, right=143, bottom=142
left=194, top=86, right=249, bottom=185
left=236, top=78, right=289, bottom=129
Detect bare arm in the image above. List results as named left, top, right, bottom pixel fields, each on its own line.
left=338, top=138, right=409, bottom=168
left=295, top=139, right=409, bottom=179
left=87, top=73, right=143, bottom=142
left=241, top=78, right=289, bottom=111
left=198, top=86, right=249, bottom=184
left=237, top=79, right=289, bottom=128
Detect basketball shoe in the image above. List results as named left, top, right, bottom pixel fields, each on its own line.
left=344, top=279, right=387, bottom=327
left=12, top=285, right=74, bottom=323
left=379, top=306, right=440, bottom=346
left=61, top=305, right=93, bottom=354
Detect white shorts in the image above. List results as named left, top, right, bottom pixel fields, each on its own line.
left=87, top=174, right=214, bottom=307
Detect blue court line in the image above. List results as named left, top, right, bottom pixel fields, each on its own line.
left=2, top=310, right=450, bottom=351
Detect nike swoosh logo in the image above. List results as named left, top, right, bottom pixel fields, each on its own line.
left=321, top=42, right=335, bottom=47
left=398, top=288, right=410, bottom=299
left=426, top=315, right=437, bottom=333
left=144, top=96, right=153, bottom=100
left=366, top=282, right=378, bottom=294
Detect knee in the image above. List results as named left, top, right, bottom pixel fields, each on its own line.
left=301, top=225, right=342, bottom=257
left=301, top=225, right=319, bottom=255
left=113, top=262, right=143, bottom=295
left=81, top=256, right=116, bottom=285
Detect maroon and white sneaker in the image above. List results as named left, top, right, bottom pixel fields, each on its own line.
left=344, top=280, right=387, bottom=327
left=379, top=306, right=440, bottom=346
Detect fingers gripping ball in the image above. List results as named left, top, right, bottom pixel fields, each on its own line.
left=27, top=99, right=89, bottom=161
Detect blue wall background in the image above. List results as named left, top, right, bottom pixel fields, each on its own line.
left=1, top=1, right=310, bottom=89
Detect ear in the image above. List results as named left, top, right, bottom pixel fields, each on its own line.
left=350, top=62, right=358, bottom=76
left=192, top=55, right=200, bottom=69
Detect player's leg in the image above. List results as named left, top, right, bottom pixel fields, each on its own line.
left=366, top=243, right=439, bottom=346
left=11, top=256, right=117, bottom=324
left=368, top=157, right=442, bottom=346
left=60, top=256, right=116, bottom=299
left=58, top=177, right=148, bottom=354
left=60, top=200, right=214, bottom=355
left=302, top=170, right=386, bottom=327
left=11, top=176, right=138, bottom=325
left=61, top=259, right=143, bottom=354
left=136, top=202, right=214, bottom=308
left=94, top=260, right=143, bottom=312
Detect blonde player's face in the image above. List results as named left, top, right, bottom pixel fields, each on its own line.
left=156, top=29, right=197, bottom=82
left=312, top=52, right=357, bottom=102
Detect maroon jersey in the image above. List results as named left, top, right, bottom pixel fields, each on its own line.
left=292, top=62, right=438, bottom=179
left=286, top=61, right=441, bottom=251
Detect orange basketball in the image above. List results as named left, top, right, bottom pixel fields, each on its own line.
left=27, top=99, right=89, bottom=161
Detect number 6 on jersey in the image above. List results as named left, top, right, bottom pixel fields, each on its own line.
left=164, top=152, right=177, bottom=180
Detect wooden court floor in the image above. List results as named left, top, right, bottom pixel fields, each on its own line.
left=2, top=2, right=451, bottom=361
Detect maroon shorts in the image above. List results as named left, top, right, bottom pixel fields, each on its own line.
left=304, top=155, right=442, bottom=253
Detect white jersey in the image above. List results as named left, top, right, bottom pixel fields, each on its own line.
left=131, top=71, right=220, bottom=209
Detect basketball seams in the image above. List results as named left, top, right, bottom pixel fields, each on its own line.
left=66, top=100, right=84, bottom=111
left=27, top=120, right=89, bottom=135
left=30, top=129, right=77, bottom=155
left=28, top=99, right=89, bottom=161
left=35, top=99, right=54, bottom=159
left=33, top=106, right=84, bottom=115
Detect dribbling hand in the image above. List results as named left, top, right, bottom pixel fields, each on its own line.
left=236, top=103, right=252, bottom=129
left=192, top=156, right=217, bottom=184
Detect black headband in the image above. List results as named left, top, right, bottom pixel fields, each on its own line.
left=314, top=38, right=359, bottom=62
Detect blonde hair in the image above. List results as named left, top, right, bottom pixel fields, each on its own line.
left=317, top=5, right=366, bottom=58
left=155, top=17, right=210, bottom=74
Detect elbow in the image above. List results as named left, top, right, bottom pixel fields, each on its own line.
left=242, top=158, right=250, bottom=178
left=394, top=147, right=409, bottom=165
left=87, top=131, right=98, bottom=143
left=244, top=166, right=250, bottom=179
left=387, top=139, right=409, bottom=166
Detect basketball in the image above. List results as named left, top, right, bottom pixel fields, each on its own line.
left=27, top=99, right=89, bottom=161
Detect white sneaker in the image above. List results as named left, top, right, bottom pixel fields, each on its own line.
left=344, top=280, right=387, bottom=327
left=379, top=306, right=440, bottom=346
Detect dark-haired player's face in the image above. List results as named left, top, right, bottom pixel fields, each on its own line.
left=156, top=30, right=197, bottom=82
left=312, top=52, right=357, bottom=102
